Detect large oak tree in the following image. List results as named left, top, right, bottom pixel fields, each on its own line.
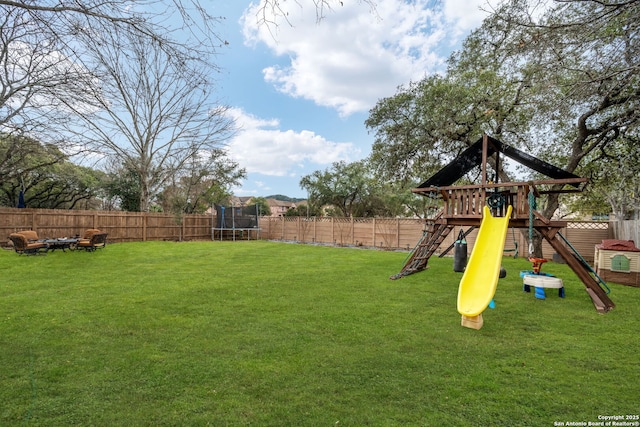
left=366, top=0, right=639, bottom=217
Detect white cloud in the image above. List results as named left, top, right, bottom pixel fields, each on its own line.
left=226, top=107, right=360, bottom=176
left=443, top=0, right=498, bottom=33
left=241, top=0, right=501, bottom=117
left=232, top=179, right=270, bottom=196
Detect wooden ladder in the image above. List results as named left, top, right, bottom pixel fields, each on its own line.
left=391, top=211, right=452, bottom=279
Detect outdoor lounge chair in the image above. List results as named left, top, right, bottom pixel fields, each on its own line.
left=16, top=230, right=42, bottom=242
left=77, top=233, right=107, bottom=252
left=9, top=233, right=49, bottom=255
left=77, top=229, right=102, bottom=245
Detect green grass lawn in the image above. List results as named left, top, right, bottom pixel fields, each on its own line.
left=1, top=240, right=638, bottom=426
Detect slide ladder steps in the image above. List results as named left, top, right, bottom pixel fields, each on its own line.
left=412, top=224, right=450, bottom=260
left=391, top=212, right=452, bottom=279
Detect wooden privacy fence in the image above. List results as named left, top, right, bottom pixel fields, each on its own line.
left=259, top=216, right=426, bottom=250
left=0, top=208, right=212, bottom=244
left=259, top=216, right=612, bottom=262
left=611, top=220, right=640, bottom=245
left=1, top=208, right=612, bottom=262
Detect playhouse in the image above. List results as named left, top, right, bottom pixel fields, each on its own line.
left=594, top=239, right=640, bottom=287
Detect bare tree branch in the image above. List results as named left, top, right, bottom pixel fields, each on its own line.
left=253, top=0, right=378, bottom=35
left=62, top=27, right=236, bottom=212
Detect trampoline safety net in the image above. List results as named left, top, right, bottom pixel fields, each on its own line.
left=214, top=204, right=259, bottom=229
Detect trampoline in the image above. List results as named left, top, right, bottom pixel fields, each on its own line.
left=212, top=204, right=261, bottom=241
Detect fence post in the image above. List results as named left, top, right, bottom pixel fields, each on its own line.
left=351, top=217, right=355, bottom=245
left=143, top=213, right=147, bottom=242
left=331, top=217, right=335, bottom=245
left=32, top=211, right=38, bottom=234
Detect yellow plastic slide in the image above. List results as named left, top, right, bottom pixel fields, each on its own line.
left=457, top=205, right=513, bottom=318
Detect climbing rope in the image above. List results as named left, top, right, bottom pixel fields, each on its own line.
left=528, top=188, right=536, bottom=256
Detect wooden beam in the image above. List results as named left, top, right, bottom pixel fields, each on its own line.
left=537, top=227, right=614, bottom=313
left=413, top=177, right=588, bottom=194
left=532, top=210, right=550, bottom=225
left=482, top=134, right=488, bottom=186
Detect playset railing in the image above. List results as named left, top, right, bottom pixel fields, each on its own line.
left=414, top=178, right=587, bottom=220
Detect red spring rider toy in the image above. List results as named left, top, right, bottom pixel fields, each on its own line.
left=528, top=257, right=547, bottom=274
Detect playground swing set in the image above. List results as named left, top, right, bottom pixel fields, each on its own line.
left=392, top=134, right=614, bottom=330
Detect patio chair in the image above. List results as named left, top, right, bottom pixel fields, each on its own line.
left=9, top=233, right=49, bottom=255
left=77, top=233, right=107, bottom=252
left=16, top=230, right=42, bottom=242
left=77, top=229, right=102, bottom=245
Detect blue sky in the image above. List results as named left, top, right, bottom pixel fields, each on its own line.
left=207, top=0, right=498, bottom=198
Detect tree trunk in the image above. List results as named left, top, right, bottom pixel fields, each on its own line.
left=530, top=231, right=544, bottom=258
left=140, top=178, right=150, bottom=213
left=537, top=183, right=562, bottom=257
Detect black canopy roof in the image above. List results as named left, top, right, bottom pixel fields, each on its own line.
left=416, top=135, right=580, bottom=188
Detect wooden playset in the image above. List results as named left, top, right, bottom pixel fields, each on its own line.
left=392, top=134, right=615, bottom=314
